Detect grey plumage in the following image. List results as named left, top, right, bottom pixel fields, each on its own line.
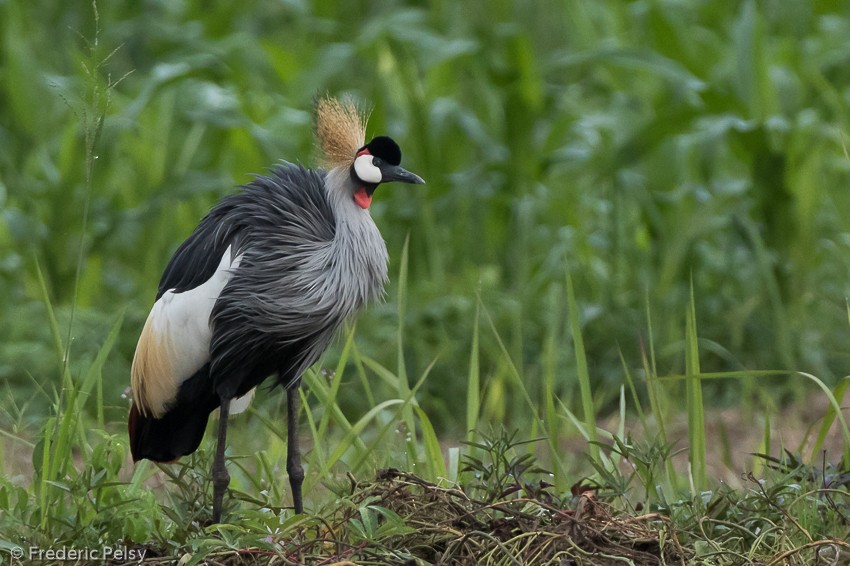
left=129, top=97, right=423, bottom=520
left=128, top=162, right=390, bottom=464
left=210, top=163, right=388, bottom=397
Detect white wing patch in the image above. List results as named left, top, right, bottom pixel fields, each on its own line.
left=228, top=388, right=255, bottom=415
left=131, top=245, right=242, bottom=418
left=210, top=387, right=256, bottom=420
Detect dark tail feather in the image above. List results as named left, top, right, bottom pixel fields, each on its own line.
left=128, top=384, right=219, bottom=463
left=128, top=402, right=210, bottom=462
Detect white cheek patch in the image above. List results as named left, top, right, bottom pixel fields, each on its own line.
left=353, top=154, right=382, bottom=184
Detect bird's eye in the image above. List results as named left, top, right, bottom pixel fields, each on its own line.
left=372, top=157, right=384, bottom=167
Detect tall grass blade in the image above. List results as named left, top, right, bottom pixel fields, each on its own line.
left=396, top=234, right=418, bottom=465
left=320, top=399, right=406, bottom=476
left=64, top=3, right=112, bottom=379
left=642, top=298, right=678, bottom=493
left=542, top=287, right=561, bottom=488
left=78, top=310, right=124, bottom=428
left=479, top=304, right=539, bottom=419
left=558, top=399, right=614, bottom=472
left=797, top=373, right=850, bottom=467
left=352, top=343, right=377, bottom=408
left=351, top=357, right=438, bottom=474
left=810, top=378, right=849, bottom=462
left=413, top=405, right=447, bottom=479
left=620, top=348, right=647, bottom=432
left=752, top=410, right=770, bottom=477
left=298, top=369, right=368, bottom=463
left=466, top=301, right=480, bottom=443
left=34, top=261, right=66, bottom=365
left=566, top=270, right=598, bottom=460
left=316, top=327, right=357, bottom=444
left=36, top=416, right=56, bottom=530
left=447, top=447, right=460, bottom=483
left=685, top=279, right=706, bottom=492
left=341, top=358, right=436, bottom=474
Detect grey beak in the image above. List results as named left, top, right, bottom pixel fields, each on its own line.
left=380, top=164, right=426, bottom=185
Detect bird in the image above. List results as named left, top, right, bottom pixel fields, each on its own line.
left=127, top=96, right=424, bottom=522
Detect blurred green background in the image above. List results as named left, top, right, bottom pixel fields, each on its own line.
left=2, top=0, right=850, bottom=435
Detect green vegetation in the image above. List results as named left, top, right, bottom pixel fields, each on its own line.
left=2, top=0, right=850, bottom=563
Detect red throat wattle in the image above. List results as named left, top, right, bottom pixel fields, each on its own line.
left=354, top=186, right=372, bottom=209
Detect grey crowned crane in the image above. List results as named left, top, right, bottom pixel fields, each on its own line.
left=128, top=97, right=424, bottom=522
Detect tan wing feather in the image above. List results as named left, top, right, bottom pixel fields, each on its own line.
left=316, top=96, right=369, bottom=169
left=130, top=246, right=240, bottom=419
left=131, top=313, right=179, bottom=418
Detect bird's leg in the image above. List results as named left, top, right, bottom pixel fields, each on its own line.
left=211, top=398, right=231, bottom=524
left=286, top=387, right=305, bottom=514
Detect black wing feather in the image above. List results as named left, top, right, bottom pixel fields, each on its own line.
left=157, top=163, right=334, bottom=301
left=156, top=198, right=244, bottom=299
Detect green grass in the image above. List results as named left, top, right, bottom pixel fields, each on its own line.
left=2, top=288, right=849, bottom=563
left=3, top=0, right=850, bottom=563
left=4, top=0, right=850, bottom=426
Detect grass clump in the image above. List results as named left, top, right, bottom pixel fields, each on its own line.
left=7, top=423, right=848, bottom=564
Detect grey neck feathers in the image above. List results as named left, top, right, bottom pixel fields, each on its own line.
left=322, top=166, right=389, bottom=313
left=207, top=163, right=390, bottom=390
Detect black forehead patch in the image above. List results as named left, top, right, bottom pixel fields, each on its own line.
left=366, top=136, right=402, bottom=166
